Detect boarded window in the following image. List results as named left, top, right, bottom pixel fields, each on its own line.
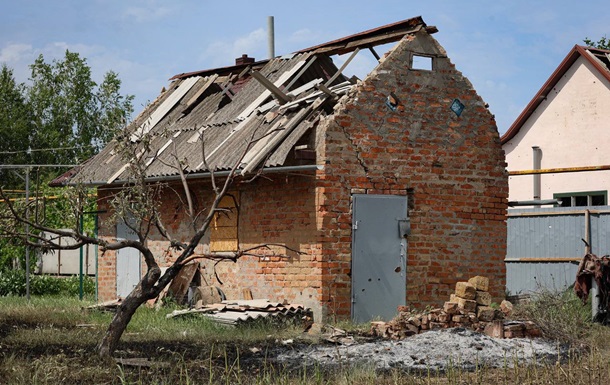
left=210, top=193, right=239, bottom=252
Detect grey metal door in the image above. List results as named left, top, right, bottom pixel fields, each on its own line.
left=352, top=194, right=408, bottom=322
left=116, top=218, right=141, bottom=298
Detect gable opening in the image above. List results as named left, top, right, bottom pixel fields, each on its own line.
left=411, top=54, right=433, bottom=71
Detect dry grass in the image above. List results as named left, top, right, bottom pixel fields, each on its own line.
left=1, top=292, right=610, bottom=384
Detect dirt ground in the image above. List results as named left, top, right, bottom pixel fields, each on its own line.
left=0, top=314, right=577, bottom=384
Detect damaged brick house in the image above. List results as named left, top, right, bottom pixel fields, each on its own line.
left=66, top=16, right=507, bottom=322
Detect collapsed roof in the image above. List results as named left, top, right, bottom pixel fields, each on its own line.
left=65, top=16, right=436, bottom=186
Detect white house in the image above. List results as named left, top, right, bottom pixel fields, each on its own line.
left=502, top=45, right=610, bottom=207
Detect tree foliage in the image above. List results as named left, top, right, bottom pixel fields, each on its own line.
left=0, top=65, right=33, bottom=187
left=584, top=36, right=610, bottom=50
left=27, top=50, right=134, bottom=169
left=0, top=50, right=134, bottom=185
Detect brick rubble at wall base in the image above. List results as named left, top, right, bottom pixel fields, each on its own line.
left=371, top=276, right=541, bottom=340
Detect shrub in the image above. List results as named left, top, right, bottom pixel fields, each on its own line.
left=514, top=287, right=592, bottom=346
left=0, top=269, right=27, bottom=296
left=0, top=270, right=95, bottom=296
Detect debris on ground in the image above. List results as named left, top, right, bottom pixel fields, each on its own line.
left=275, top=327, right=567, bottom=372
left=321, top=325, right=355, bottom=345
left=371, top=276, right=542, bottom=340
left=85, top=299, right=122, bottom=312
left=166, top=299, right=313, bottom=327
left=115, top=357, right=170, bottom=368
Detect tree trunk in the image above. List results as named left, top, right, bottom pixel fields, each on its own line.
left=97, top=263, right=162, bottom=357
left=97, top=286, right=150, bottom=357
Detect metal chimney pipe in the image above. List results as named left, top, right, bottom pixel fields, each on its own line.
left=532, top=146, right=541, bottom=200
left=267, top=16, right=275, bottom=59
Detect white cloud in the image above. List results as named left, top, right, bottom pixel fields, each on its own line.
left=87, top=51, right=167, bottom=109
left=331, top=50, right=380, bottom=80
left=288, top=28, right=321, bottom=45
left=200, top=28, right=267, bottom=67
left=0, top=43, right=33, bottom=64
left=0, top=43, right=36, bottom=84
left=40, top=42, right=106, bottom=59
left=123, top=5, right=172, bottom=23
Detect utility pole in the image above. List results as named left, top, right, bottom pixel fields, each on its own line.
left=25, top=167, right=30, bottom=300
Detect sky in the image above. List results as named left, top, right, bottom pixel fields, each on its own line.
left=1, top=0, right=608, bottom=134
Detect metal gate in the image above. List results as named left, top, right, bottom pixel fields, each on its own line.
left=351, top=194, right=408, bottom=322
left=116, top=218, right=141, bottom=298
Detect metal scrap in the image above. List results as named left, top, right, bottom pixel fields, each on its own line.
left=574, top=252, right=610, bottom=322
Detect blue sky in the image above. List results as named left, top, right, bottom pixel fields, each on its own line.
left=1, top=0, right=608, bottom=134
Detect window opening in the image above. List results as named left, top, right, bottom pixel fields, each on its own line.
left=554, top=191, right=607, bottom=207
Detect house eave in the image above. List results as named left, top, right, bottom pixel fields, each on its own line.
left=77, top=164, right=324, bottom=187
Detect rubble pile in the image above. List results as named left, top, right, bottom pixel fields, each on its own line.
left=371, top=276, right=541, bottom=340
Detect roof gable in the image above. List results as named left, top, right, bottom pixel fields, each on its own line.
left=501, top=45, right=610, bottom=144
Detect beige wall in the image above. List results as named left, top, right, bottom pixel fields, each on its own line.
left=503, top=56, right=610, bottom=202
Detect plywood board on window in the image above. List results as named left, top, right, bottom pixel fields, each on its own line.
left=210, top=192, right=239, bottom=252
left=211, top=226, right=237, bottom=240
left=210, top=239, right=238, bottom=252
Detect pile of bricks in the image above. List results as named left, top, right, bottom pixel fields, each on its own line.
left=371, top=276, right=541, bottom=340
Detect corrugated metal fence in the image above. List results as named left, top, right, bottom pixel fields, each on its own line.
left=506, top=206, right=610, bottom=295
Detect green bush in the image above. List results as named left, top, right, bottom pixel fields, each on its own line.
left=0, top=269, right=27, bottom=295
left=30, top=273, right=63, bottom=295
left=0, top=270, right=95, bottom=296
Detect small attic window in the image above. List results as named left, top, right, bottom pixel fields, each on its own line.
left=411, top=54, right=433, bottom=71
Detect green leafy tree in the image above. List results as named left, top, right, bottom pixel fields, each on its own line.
left=0, top=65, right=34, bottom=188
left=584, top=36, right=610, bottom=50
left=0, top=66, right=33, bottom=269
left=27, top=50, right=134, bottom=170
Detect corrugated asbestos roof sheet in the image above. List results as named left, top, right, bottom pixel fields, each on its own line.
left=166, top=299, right=313, bottom=327
left=65, top=16, right=428, bottom=186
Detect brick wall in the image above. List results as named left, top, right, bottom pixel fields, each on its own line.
left=315, top=30, right=508, bottom=317
left=96, top=188, right=116, bottom=301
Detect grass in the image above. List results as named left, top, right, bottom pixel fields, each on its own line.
left=1, top=291, right=610, bottom=384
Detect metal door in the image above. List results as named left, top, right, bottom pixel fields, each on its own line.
left=116, top=218, right=141, bottom=298
left=351, top=194, right=408, bottom=322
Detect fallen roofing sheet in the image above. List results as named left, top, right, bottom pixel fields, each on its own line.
left=166, top=299, right=313, bottom=327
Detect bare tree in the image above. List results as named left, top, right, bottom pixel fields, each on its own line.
left=0, top=123, right=296, bottom=357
